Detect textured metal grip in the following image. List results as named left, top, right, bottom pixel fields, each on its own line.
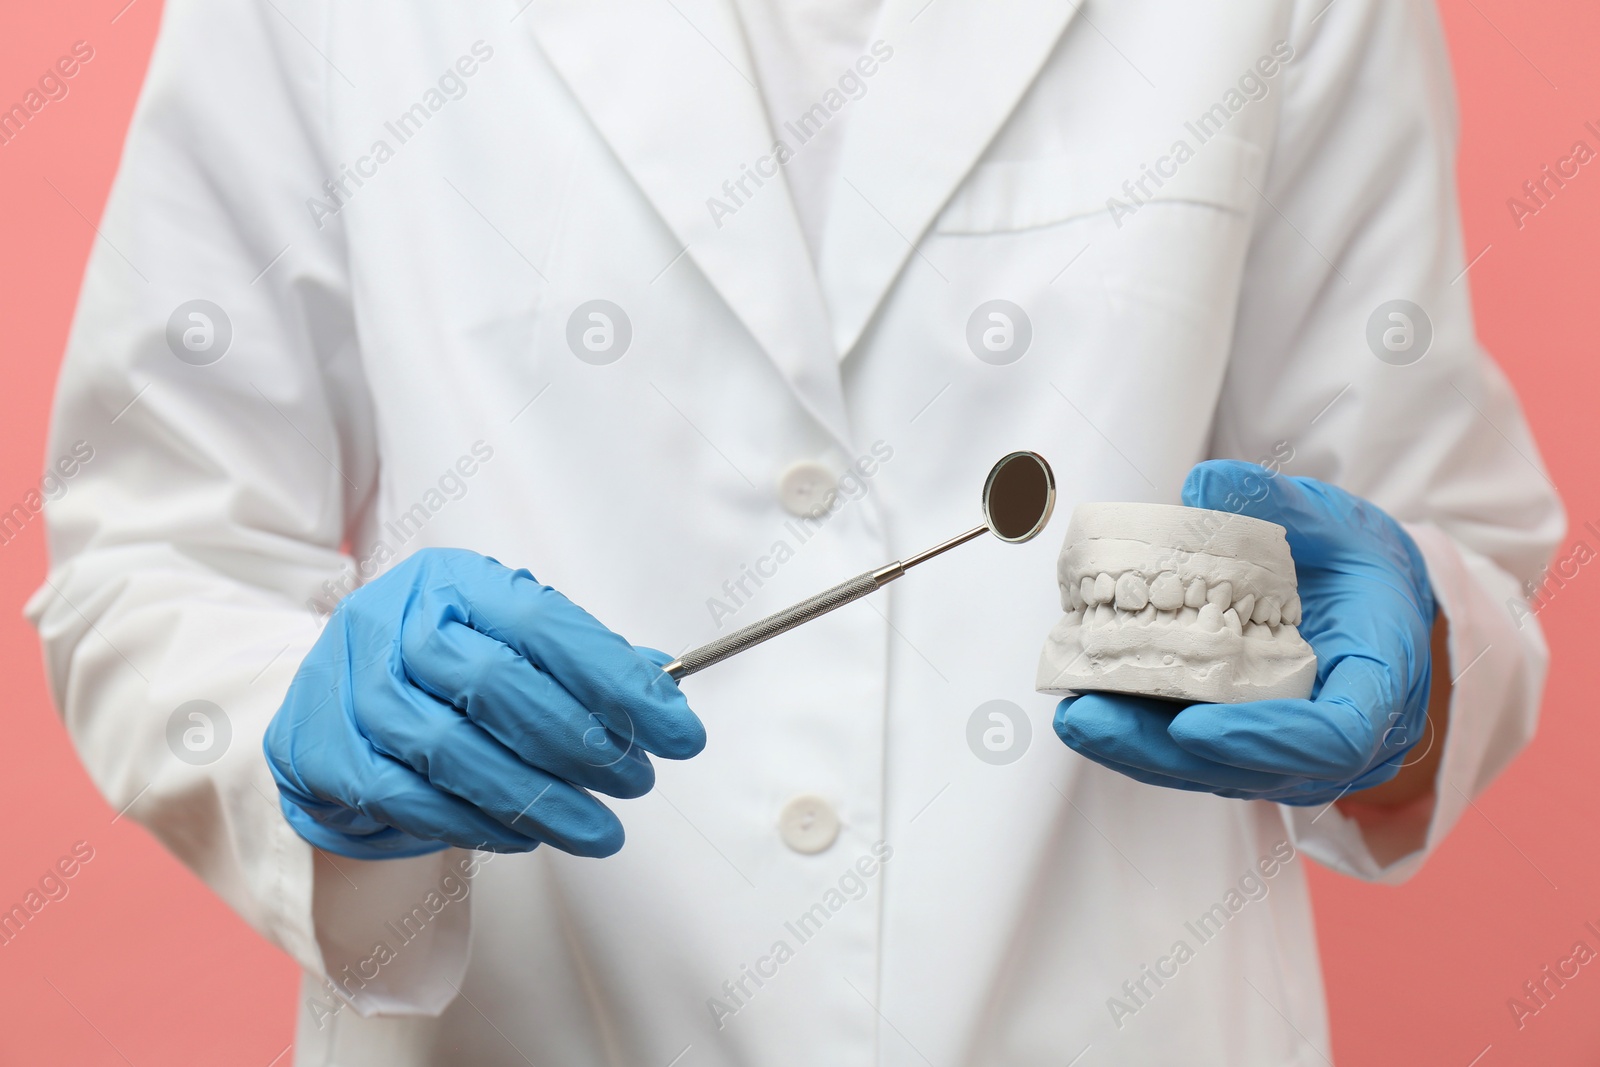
left=669, top=570, right=882, bottom=678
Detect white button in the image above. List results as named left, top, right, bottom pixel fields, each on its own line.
left=778, top=795, right=840, bottom=854
left=777, top=461, right=837, bottom=517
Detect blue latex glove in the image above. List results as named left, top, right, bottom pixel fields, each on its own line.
left=1054, top=460, right=1437, bottom=805
left=264, top=548, right=704, bottom=859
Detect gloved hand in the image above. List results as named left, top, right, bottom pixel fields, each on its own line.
left=1054, top=460, right=1437, bottom=805
left=264, top=548, right=704, bottom=859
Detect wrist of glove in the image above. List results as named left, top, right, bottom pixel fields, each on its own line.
left=264, top=548, right=703, bottom=860
left=1054, top=460, right=1438, bottom=806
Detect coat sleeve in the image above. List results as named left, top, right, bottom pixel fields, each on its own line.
left=1209, top=0, right=1565, bottom=880
left=26, top=0, right=471, bottom=1016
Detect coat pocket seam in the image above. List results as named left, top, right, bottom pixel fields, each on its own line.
left=933, top=137, right=1263, bottom=236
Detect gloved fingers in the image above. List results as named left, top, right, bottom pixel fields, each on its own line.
left=633, top=644, right=698, bottom=700
left=633, top=645, right=677, bottom=670
left=330, top=757, right=548, bottom=853
left=1167, top=656, right=1403, bottom=783
left=1343, top=752, right=1407, bottom=792
left=422, top=553, right=706, bottom=760
left=1054, top=694, right=1310, bottom=794
left=278, top=790, right=472, bottom=858
left=1169, top=666, right=1378, bottom=783
left=367, top=684, right=626, bottom=857
left=1064, top=743, right=1267, bottom=798
left=266, top=700, right=549, bottom=853
left=356, top=760, right=566, bottom=853
left=1180, top=460, right=1354, bottom=564
left=402, top=618, right=657, bottom=799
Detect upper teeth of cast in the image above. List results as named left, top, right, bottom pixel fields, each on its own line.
left=1067, top=571, right=1301, bottom=634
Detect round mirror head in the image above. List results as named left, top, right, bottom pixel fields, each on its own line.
left=982, top=451, right=1056, bottom=543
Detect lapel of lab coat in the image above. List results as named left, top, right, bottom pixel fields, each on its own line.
left=523, top=0, right=854, bottom=446
left=524, top=0, right=1082, bottom=421
left=818, top=0, right=1085, bottom=358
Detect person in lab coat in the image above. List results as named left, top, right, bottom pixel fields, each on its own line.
left=30, top=0, right=1562, bottom=1064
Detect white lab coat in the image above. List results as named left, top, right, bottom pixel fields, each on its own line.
left=29, top=0, right=1563, bottom=1064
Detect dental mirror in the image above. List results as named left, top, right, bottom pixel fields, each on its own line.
left=664, top=451, right=1055, bottom=680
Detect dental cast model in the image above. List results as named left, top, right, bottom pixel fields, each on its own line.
left=1036, top=503, right=1317, bottom=704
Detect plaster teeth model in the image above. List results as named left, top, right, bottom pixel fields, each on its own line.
left=1036, top=502, right=1317, bottom=704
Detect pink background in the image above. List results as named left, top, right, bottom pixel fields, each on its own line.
left=0, top=2, right=1595, bottom=1063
